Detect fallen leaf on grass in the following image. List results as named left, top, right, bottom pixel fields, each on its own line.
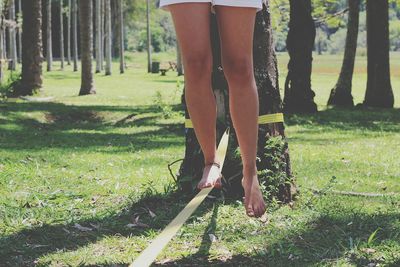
left=73, top=223, right=93, bottom=232
left=362, top=248, right=376, bottom=254
left=209, top=233, right=217, bottom=242
left=126, top=215, right=150, bottom=228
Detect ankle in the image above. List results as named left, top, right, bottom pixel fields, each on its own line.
left=242, top=165, right=257, bottom=177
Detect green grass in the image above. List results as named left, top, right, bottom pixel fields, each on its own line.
left=0, top=52, right=399, bottom=266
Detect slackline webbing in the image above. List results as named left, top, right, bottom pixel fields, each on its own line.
left=130, top=127, right=230, bottom=267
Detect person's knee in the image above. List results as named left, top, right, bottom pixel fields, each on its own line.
left=222, top=57, right=254, bottom=83
left=183, top=53, right=212, bottom=76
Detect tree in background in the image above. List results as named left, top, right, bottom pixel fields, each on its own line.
left=67, top=0, right=71, bottom=65
left=17, top=0, right=22, bottom=64
left=0, top=0, right=5, bottom=83
left=8, top=0, right=17, bottom=70
left=328, top=0, right=360, bottom=107
left=13, top=0, right=43, bottom=96
left=95, top=0, right=101, bottom=73
left=72, top=0, right=78, bottom=71
left=46, top=0, right=52, bottom=71
left=176, top=42, right=183, bottom=76
left=363, top=0, right=394, bottom=108
left=78, top=0, right=95, bottom=95
left=283, top=0, right=317, bottom=113
left=104, top=0, right=112, bottom=75
left=177, top=2, right=295, bottom=203
left=119, top=0, right=125, bottom=74
left=59, top=0, right=65, bottom=70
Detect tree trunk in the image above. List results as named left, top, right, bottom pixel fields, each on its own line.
left=104, top=0, right=111, bottom=75
left=95, top=0, right=101, bottom=73
left=67, top=0, right=71, bottom=65
left=363, top=0, right=394, bottom=108
left=72, top=0, right=78, bottom=71
left=100, top=0, right=104, bottom=71
left=283, top=0, right=317, bottom=113
left=328, top=0, right=360, bottom=107
left=8, top=0, right=17, bottom=70
left=17, top=0, right=22, bottom=64
left=59, top=0, right=65, bottom=70
left=176, top=41, right=183, bottom=76
left=46, top=0, right=52, bottom=71
left=78, top=0, right=95, bottom=95
left=119, top=0, right=124, bottom=74
left=0, top=1, right=5, bottom=83
left=146, top=0, right=151, bottom=73
left=14, top=0, right=43, bottom=96
left=176, top=2, right=296, bottom=203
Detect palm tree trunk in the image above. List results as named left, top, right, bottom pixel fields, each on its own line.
left=59, top=0, right=65, bottom=70
left=15, top=0, right=43, bottom=96
left=104, top=0, right=112, bottom=75
left=67, top=0, right=71, bottom=65
left=78, top=0, right=95, bottom=95
left=283, top=0, right=317, bottom=113
left=95, top=0, right=101, bottom=73
left=363, top=0, right=394, bottom=107
left=72, top=0, right=78, bottom=71
left=328, top=0, right=360, bottom=107
left=119, top=0, right=124, bottom=74
left=8, top=0, right=17, bottom=70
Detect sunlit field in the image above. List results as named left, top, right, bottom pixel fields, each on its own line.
left=0, top=52, right=399, bottom=266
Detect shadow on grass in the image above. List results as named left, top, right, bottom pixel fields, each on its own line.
left=0, top=102, right=185, bottom=152
left=0, top=189, right=220, bottom=266
left=285, top=107, right=400, bottom=133
left=2, top=191, right=398, bottom=266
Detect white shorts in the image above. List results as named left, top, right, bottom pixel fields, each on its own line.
left=158, top=0, right=264, bottom=14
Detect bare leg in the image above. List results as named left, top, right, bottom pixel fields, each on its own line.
left=168, top=3, right=222, bottom=189
left=214, top=6, right=266, bottom=217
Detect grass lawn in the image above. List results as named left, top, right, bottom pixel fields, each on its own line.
left=0, top=52, right=399, bottom=266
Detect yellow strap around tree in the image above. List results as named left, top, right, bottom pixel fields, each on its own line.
left=185, top=112, right=284, bottom=128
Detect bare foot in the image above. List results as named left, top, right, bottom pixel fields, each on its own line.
left=197, top=162, right=222, bottom=189
left=241, top=173, right=266, bottom=217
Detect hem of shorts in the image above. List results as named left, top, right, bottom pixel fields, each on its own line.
left=159, top=0, right=211, bottom=12
left=212, top=0, right=263, bottom=12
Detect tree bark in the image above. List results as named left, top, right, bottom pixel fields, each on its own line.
left=59, top=0, right=65, bottom=70
left=14, top=0, right=43, bottom=96
left=67, top=0, right=71, bottom=65
left=328, top=0, right=360, bottom=107
left=95, top=0, right=101, bottom=73
left=176, top=41, right=183, bottom=76
left=0, top=1, right=5, bottom=83
left=100, top=0, right=104, bottom=71
left=363, top=0, right=394, bottom=108
left=119, top=0, right=124, bottom=74
left=78, top=0, right=95, bottom=95
left=176, top=1, right=295, bottom=203
left=46, top=0, right=52, bottom=71
left=17, top=0, right=22, bottom=64
left=8, top=0, right=17, bottom=70
left=72, top=0, right=78, bottom=71
left=283, top=0, right=317, bottom=113
left=104, top=0, right=111, bottom=75
left=146, top=0, right=151, bottom=73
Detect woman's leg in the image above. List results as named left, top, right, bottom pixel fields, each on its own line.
left=168, top=3, right=222, bottom=189
left=214, top=6, right=266, bottom=217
